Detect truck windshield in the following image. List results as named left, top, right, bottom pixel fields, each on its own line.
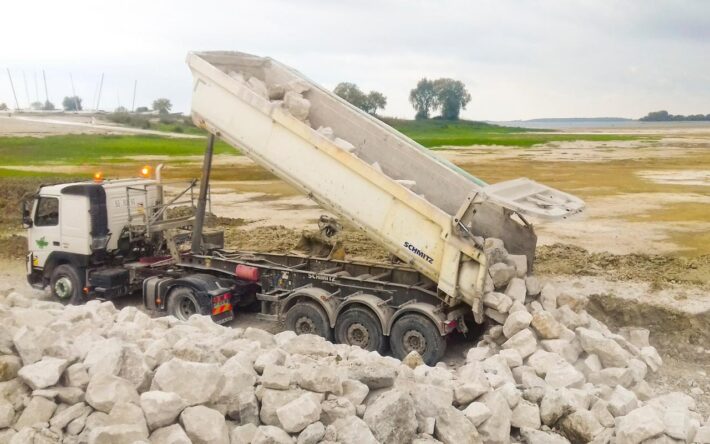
left=35, top=197, right=59, bottom=226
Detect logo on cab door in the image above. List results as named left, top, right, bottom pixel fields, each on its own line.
left=35, top=237, right=48, bottom=249
left=403, top=241, right=434, bottom=264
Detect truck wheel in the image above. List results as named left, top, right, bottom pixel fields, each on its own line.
left=167, top=287, right=202, bottom=321
left=50, top=264, right=84, bottom=305
left=334, top=306, right=387, bottom=355
left=285, top=302, right=333, bottom=341
left=389, top=313, right=446, bottom=365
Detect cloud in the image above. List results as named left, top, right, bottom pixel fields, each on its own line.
left=2, top=0, right=709, bottom=119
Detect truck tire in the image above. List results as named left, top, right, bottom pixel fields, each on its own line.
left=167, top=287, right=203, bottom=321
left=334, top=306, right=387, bottom=355
left=285, top=302, right=333, bottom=341
left=50, top=264, right=84, bottom=305
left=389, top=313, right=446, bottom=365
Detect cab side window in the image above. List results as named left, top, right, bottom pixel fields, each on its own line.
left=34, top=197, right=59, bottom=226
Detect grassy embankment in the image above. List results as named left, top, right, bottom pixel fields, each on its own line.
left=385, top=118, right=648, bottom=148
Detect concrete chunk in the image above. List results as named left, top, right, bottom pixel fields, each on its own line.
left=140, top=390, right=187, bottom=431
left=505, top=278, right=527, bottom=304
left=18, top=356, right=68, bottom=390
left=85, top=373, right=139, bottom=413
left=14, top=395, right=57, bottom=429
left=483, top=292, right=513, bottom=314
left=363, top=389, right=418, bottom=444
left=531, top=311, right=562, bottom=339
left=511, top=399, right=541, bottom=430
left=576, top=328, right=632, bottom=368
left=608, top=385, right=638, bottom=417
left=276, top=393, right=322, bottom=433
left=502, top=329, right=537, bottom=359
left=463, top=401, right=491, bottom=427
left=150, top=424, right=192, bottom=444
left=559, top=410, right=603, bottom=444
left=503, top=310, right=532, bottom=339
left=180, top=405, right=229, bottom=444
left=615, top=405, right=665, bottom=444
left=434, top=405, right=480, bottom=444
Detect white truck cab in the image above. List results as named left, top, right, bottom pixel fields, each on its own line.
left=24, top=176, right=161, bottom=302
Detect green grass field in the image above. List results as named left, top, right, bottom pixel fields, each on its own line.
left=0, top=119, right=651, bottom=173
left=385, top=118, right=648, bottom=147
left=0, top=135, right=236, bottom=166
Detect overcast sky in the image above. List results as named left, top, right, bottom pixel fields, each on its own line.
left=2, top=0, right=709, bottom=120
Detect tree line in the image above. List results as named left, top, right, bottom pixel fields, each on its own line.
left=640, top=110, right=710, bottom=122
left=334, top=78, right=471, bottom=121
left=0, top=96, right=175, bottom=114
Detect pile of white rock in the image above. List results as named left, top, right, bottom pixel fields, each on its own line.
left=0, top=257, right=709, bottom=444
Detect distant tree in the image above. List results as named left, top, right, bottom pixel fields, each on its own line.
left=30, top=101, right=44, bottom=110
left=135, top=106, right=150, bottom=113
left=152, top=98, right=172, bottom=114
left=640, top=110, right=710, bottom=121
left=409, top=78, right=437, bottom=119
left=334, top=83, right=368, bottom=110
left=115, top=106, right=128, bottom=113
left=433, top=79, right=471, bottom=120
left=0, top=103, right=7, bottom=111
left=62, top=96, right=83, bottom=111
left=365, top=91, right=387, bottom=115
left=640, top=110, right=671, bottom=121
left=334, top=82, right=387, bottom=115
left=42, top=101, right=55, bottom=111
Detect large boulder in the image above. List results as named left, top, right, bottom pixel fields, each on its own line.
left=260, top=388, right=305, bottom=427
left=180, top=405, right=229, bottom=444
left=576, top=328, right=631, bottom=368
left=88, top=424, right=149, bottom=444
left=363, top=389, right=418, bottom=444
left=331, top=416, right=379, bottom=444
left=559, top=409, right=603, bottom=443
left=0, top=356, right=22, bottom=382
left=435, top=405, right=481, bottom=444
left=276, top=393, right=322, bottom=433
left=297, top=363, right=342, bottom=394
left=150, top=424, right=192, bottom=444
left=140, top=390, right=187, bottom=431
left=49, top=401, right=91, bottom=430
left=84, top=337, right=125, bottom=377
left=477, top=390, right=512, bottom=443
left=17, top=356, right=68, bottom=389
left=152, top=358, right=221, bottom=406
left=13, top=395, right=57, bottom=429
left=85, top=373, right=139, bottom=413
left=251, top=425, right=293, bottom=444
left=298, top=421, right=326, bottom=444
left=615, top=405, right=666, bottom=444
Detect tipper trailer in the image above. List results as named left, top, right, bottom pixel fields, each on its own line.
left=23, top=51, right=584, bottom=364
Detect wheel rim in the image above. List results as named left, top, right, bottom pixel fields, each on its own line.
left=54, top=277, right=73, bottom=299
left=295, top=316, right=317, bottom=335
left=176, top=297, right=197, bottom=320
left=346, top=322, right=370, bottom=348
left=402, top=330, right=427, bottom=355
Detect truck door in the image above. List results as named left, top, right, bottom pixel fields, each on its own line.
left=28, top=195, right=60, bottom=268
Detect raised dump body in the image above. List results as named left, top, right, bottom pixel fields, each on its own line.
left=186, top=51, right=583, bottom=320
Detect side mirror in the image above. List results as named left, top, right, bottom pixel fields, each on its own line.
left=21, top=200, right=33, bottom=228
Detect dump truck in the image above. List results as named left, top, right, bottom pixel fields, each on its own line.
left=22, top=51, right=583, bottom=364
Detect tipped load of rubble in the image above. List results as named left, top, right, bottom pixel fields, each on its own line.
left=0, top=241, right=709, bottom=444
